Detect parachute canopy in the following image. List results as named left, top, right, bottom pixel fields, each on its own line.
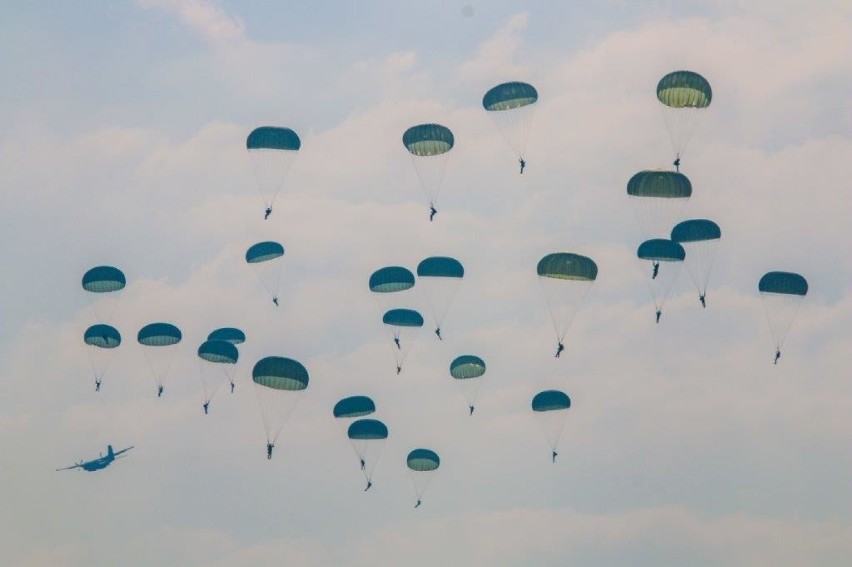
left=207, top=327, right=245, bottom=345
left=637, top=239, right=686, bottom=262
left=402, top=124, right=454, bottom=156
left=627, top=171, right=692, bottom=199
left=333, top=396, right=376, bottom=419
left=450, top=355, right=486, bottom=379
left=532, top=390, right=571, bottom=412
left=407, top=449, right=440, bottom=471
left=197, top=340, right=239, bottom=364
left=483, top=82, right=538, bottom=112
left=84, top=324, right=121, bottom=348
left=348, top=419, right=388, bottom=440
left=656, top=71, right=712, bottom=109
left=759, top=272, right=808, bottom=296
left=246, top=127, right=301, bottom=151
left=671, top=219, right=721, bottom=243
left=82, top=266, right=126, bottom=293
left=369, top=267, right=415, bottom=293
left=537, top=253, right=598, bottom=281
left=137, top=323, right=181, bottom=346
left=383, top=309, right=424, bottom=327
left=246, top=241, right=285, bottom=264
left=252, top=356, right=309, bottom=391
left=417, top=257, right=464, bottom=278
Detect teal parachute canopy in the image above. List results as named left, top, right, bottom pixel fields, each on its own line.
left=369, top=267, right=415, bottom=293
left=383, top=309, right=424, bottom=327
left=483, top=82, right=538, bottom=111
left=537, top=253, right=598, bottom=281
left=407, top=448, right=440, bottom=471
left=759, top=272, right=808, bottom=296
left=207, top=327, right=245, bottom=345
left=348, top=418, right=388, bottom=440
left=637, top=239, right=686, bottom=262
left=333, top=396, right=375, bottom=418
left=532, top=390, right=571, bottom=412
left=402, top=124, right=454, bottom=156
left=197, top=340, right=239, bottom=364
left=252, top=356, right=309, bottom=391
left=417, top=257, right=464, bottom=278
left=246, top=127, right=301, bottom=151
left=246, top=241, right=284, bottom=264
left=627, top=171, right=692, bottom=199
left=450, top=355, right=486, bottom=379
left=671, top=219, right=721, bottom=243
left=84, top=324, right=121, bottom=348
left=657, top=71, right=712, bottom=109
left=82, top=266, right=126, bottom=293
left=137, top=323, right=181, bottom=346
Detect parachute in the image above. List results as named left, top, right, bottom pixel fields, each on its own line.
left=416, top=256, right=464, bottom=339
left=333, top=396, right=376, bottom=420
left=758, top=271, right=808, bottom=363
left=137, top=323, right=182, bottom=397
left=449, top=355, right=486, bottom=415
left=197, top=340, right=239, bottom=411
left=407, top=448, right=440, bottom=507
left=246, top=241, right=285, bottom=305
left=402, top=123, right=454, bottom=219
left=207, top=327, right=246, bottom=345
left=382, top=308, right=424, bottom=374
left=537, top=253, right=598, bottom=353
left=369, top=266, right=415, bottom=313
left=83, top=324, right=121, bottom=388
left=671, top=219, right=721, bottom=307
left=82, top=266, right=126, bottom=322
left=637, top=239, right=685, bottom=323
left=627, top=170, right=692, bottom=238
left=252, top=356, right=309, bottom=456
left=482, top=81, right=538, bottom=167
left=246, top=126, right=301, bottom=217
left=347, top=418, right=388, bottom=490
left=531, top=390, right=571, bottom=462
left=656, top=70, right=712, bottom=163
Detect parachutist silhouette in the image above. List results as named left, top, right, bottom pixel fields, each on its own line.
left=272, top=296, right=279, bottom=307
left=157, top=385, right=164, bottom=398
left=429, top=205, right=438, bottom=222
left=95, top=379, right=101, bottom=392
left=699, top=294, right=706, bottom=308
left=415, top=499, right=422, bottom=508
left=469, top=405, right=475, bottom=416
left=267, top=443, right=273, bottom=459
left=774, top=349, right=781, bottom=365
left=264, top=207, right=272, bottom=220
left=203, top=401, right=210, bottom=415
left=673, top=156, right=680, bottom=172
left=360, top=459, right=365, bottom=471
left=552, top=450, right=558, bottom=463
left=519, top=158, right=526, bottom=174
left=396, top=365, right=402, bottom=375
left=364, top=480, right=372, bottom=491
left=394, top=337, right=401, bottom=350
left=435, top=327, right=442, bottom=340
left=555, top=342, right=565, bottom=358
left=230, top=381, right=235, bottom=394
left=655, top=310, right=662, bottom=324
left=652, top=262, right=660, bottom=279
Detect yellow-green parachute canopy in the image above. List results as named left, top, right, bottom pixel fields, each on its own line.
left=537, top=253, right=598, bottom=281
left=252, top=356, right=309, bottom=391
left=657, top=70, right=712, bottom=109
left=402, top=124, right=454, bottom=157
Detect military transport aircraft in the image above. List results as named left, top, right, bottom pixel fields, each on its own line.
left=56, top=445, right=134, bottom=472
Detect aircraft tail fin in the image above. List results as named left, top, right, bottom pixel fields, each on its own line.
left=107, top=445, right=114, bottom=458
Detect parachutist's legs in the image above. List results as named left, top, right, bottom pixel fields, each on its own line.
left=655, top=310, right=662, bottom=324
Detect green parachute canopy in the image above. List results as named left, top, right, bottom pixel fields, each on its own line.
left=416, top=257, right=464, bottom=278
left=407, top=448, right=440, bottom=471
left=197, top=340, right=239, bottom=364
left=482, top=82, right=538, bottom=111
left=246, top=241, right=284, bottom=264
left=537, top=253, right=598, bottom=281
left=82, top=266, right=126, bottom=293
left=137, top=323, right=181, bottom=347
left=383, top=309, right=424, bottom=327
left=532, top=390, right=571, bottom=412
left=246, top=127, right=301, bottom=151
left=347, top=419, right=388, bottom=440
left=637, top=239, right=686, bottom=262
left=657, top=71, right=712, bottom=109
left=402, top=124, right=454, bottom=156
left=627, top=170, right=692, bottom=199
left=759, top=272, right=808, bottom=296
left=671, top=219, right=721, bottom=243
left=369, top=266, right=415, bottom=293
left=84, top=324, right=121, bottom=348
left=333, top=396, right=376, bottom=419
left=450, top=355, right=486, bottom=379
left=207, top=327, right=245, bottom=345
left=252, top=356, right=309, bottom=391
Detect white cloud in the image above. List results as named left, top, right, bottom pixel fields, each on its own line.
left=138, top=0, right=245, bottom=43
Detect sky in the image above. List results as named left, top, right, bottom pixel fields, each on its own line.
left=1, top=1, right=851, bottom=565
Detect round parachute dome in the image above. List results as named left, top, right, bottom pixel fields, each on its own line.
left=532, top=390, right=571, bottom=412
left=369, top=266, right=415, bottom=293
left=333, top=396, right=376, bottom=418
left=482, top=81, right=538, bottom=111
left=417, top=257, right=464, bottom=278
left=671, top=219, right=721, bottom=243
left=759, top=272, right=808, bottom=296
left=82, top=266, right=126, bottom=293
left=137, top=323, right=182, bottom=346
left=84, top=324, right=121, bottom=348
left=537, top=253, right=598, bottom=281
left=382, top=308, right=424, bottom=327
left=348, top=418, right=388, bottom=440
left=252, top=356, right=309, bottom=391
left=207, top=327, right=245, bottom=345
left=246, top=241, right=284, bottom=264
left=197, top=340, right=239, bottom=364
left=450, top=355, right=486, bottom=379
left=637, top=239, right=686, bottom=262
left=657, top=71, right=712, bottom=109
left=402, top=124, right=454, bottom=156
left=627, top=170, right=692, bottom=199
left=407, top=448, right=440, bottom=471
left=246, top=127, right=301, bottom=151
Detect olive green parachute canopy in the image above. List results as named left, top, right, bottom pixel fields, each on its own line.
left=637, top=239, right=686, bottom=262
left=347, top=418, right=388, bottom=440
left=657, top=71, right=712, bottom=109
left=197, top=340, right=239, bottom=364
left=82, top=266, right=126, bottom=293
left=532, top=390, right=571, bottom=412
left=246, top=127, right=301, bottom=151
left=416, top=257, right=464, bottom=278
left=759, top=272, right=808, bottom=296
left=402, top=124, right=454, bottom=156
left=369, top=266, right=415, bottom=293
left=84, top=324, right=121, bottom=348
left=383, top=308, right=424, bottom=327
left=627, top=171, right=692, bottom=199
left=450, top=355, right=486, bottom=379
left=537, top=253, right=598, bottom=281
left=407, top=449, right=440, bottom=471
left=333, top=396, right=375, bottom=418
left=246, top=241, right=284, bottom=264
left=482, top=82, right=538, bottom=111
left=207, top=327, right=245, bottom=345
left=252, top=356, right=309, bottom=391
left=671, top=219, right=721, bottom=243
left=137, top=323, right=182, bottom=347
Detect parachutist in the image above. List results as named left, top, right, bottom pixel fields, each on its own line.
left=95, top=379, right=101, bottom=392
left=655, top=310, right=662, bottom=324
left=774, top=349, right=781, bottom=365
left=673, top=156, right=680, bottom=172
left=396, top=365, right=402, bottom=375
left=519, top=158, right=526, bottom=174
left=157, top=385, right=164, bottom=398
left=267, top=443, right=274, bottom=460
left=652, top=262, right=660, bottom=279
left=203, top=401, right=210, bottom=415
left=555, top=342, right=565, bottom=358
left=229, top=381, right=235, bottom=394
left=435, top=327, right=442, bottom=340
left=552, top=450, right=558, bottom=463
left=415, top=499, right=422, bottom=508
left=272, top=296, right=279, bottom=307
left=360, top=459, right=365, bottom=471
left=469, top=405, right=475, bottom=416
left=429, top=205, right=438, bottom=222
left=394, top=337, right=401, bottom=350
left=364, top=480, right=372, bottom=491
left=699, top=294, right=706, bottom=308
left=264, top=207, right=272, bottom=220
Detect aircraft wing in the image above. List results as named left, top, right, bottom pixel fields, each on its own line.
left=56, top=462, right=83, bottom=471
left=113, top=446, right=134, bottom=458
